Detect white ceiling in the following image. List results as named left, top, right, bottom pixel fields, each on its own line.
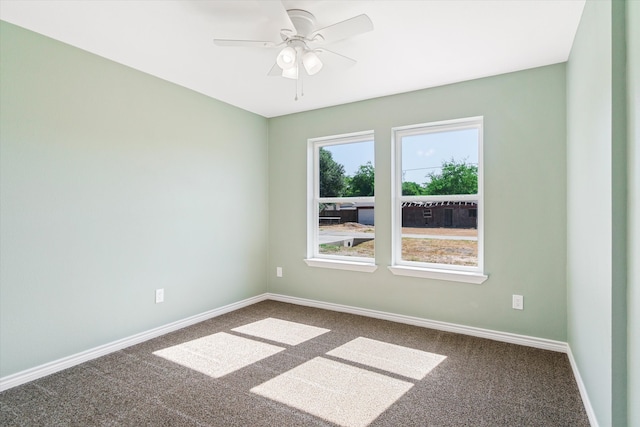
left=0, top=0, right=585, bottom=118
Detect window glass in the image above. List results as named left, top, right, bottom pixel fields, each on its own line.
left=309, top=135, right=375, bottom=263
left=401, top=129, right=478, bottom=194
left=394, top=118, right=482, bottom=271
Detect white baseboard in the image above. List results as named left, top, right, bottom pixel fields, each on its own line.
left=567, top=346, right=599, bottom=427
left=267, top=293, right=568, bottom=353
left=0, top=293, right=269, bottom=392
left=1, top=292, right=572, bottom=394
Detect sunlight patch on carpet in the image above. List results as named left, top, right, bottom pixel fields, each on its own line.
left=326, top=337, right=447, bottom=380
left=251, top=357, right=413, bottom=427
left=153, top=332, right=284, bottom=378
left=232, top=317, right=330, bottom=345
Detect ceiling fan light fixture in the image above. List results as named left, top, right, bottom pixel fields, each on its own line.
left=302, top=50, right=323, bottom=75
left=282, top=65, right=299, bottom=79
left=276, top=46, right=297, bottom=70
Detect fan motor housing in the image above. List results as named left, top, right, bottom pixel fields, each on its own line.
left=287, top=9, right=316, bottom=37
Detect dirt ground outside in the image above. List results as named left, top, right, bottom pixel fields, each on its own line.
left=319, top=223, right=477, bottom=237
left=319, top=223, right=478, bottom=266
left=400, top=227, right=477, bottom=237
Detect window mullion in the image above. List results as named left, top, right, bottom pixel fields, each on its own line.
left=318, top=197, right=375, bottom=204
left=399, top=194, right=478, bottom=203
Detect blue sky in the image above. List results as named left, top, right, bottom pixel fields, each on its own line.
left=322, top=128, right=478, bottom=184
left=323, top=140, right=374, bottom=176
left=401, top=128, right=478, bottom=184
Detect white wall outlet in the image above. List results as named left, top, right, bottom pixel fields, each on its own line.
left=276, top=267, right=283, bottom=278
left=512, top=294, right=524, bottom=310
left=155, top=288, right=164, bottom=304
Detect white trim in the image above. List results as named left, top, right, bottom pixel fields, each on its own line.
left=317, top=196, right=374, bottom=204
left=308, top=129, right=374, bottom=146
left=388, top=265, right=488, bottom=284
left=399, top=194, right=478, bottom=203
left=307, top=131, right=376, bottom=264
left=266, top=293, right=567, bottom=353
left=392, top=116, right=484, bottom=135
left=567, top=345, right=599, bottom=427
left=0, top=294, right=269, bottom=392
left=304, top=258, right=378, bottom=272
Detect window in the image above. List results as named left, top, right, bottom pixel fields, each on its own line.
left=390, top=117, right=487, bottom=283
left=306, top=131, right=377, bottom=272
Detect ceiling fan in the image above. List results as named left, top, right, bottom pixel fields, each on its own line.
left=214, top=6, right=373, bottom=97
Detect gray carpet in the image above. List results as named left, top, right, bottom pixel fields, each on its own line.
left=0, top=300, right=589, bottom=426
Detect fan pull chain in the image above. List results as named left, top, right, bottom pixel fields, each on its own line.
left=293, top=62, right=305, bottom=101
left=294, top=61, right=299, bottom=101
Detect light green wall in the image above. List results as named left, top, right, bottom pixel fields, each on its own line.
left=268, top=64, right=567, bottom=341
left=627, top=0, right=640, bottom=425
left=611, top=1, right=628, bottom=424
left=0, top=22, right=269, bottom=378
left=566, top=0, right=629, bottom=425
left=566, top=1, right=611, bottom=424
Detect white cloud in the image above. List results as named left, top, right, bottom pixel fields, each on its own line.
left=417, top=149, right=435, bottom=157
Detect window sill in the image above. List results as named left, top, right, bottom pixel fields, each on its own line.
left=388, top=265, right=488, bottom=284
left=304, top=258, right=378, bottom=273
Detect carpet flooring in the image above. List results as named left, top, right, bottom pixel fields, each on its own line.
left=0, top=300, right=589, bottom=426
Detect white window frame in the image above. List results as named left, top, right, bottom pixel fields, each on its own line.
left=305, top=130, right=377, bottom=272
left=389, top=117, right=487, bottom=284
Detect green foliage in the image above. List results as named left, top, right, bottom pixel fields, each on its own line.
left=318, top=149, right=375, bottom=198
left=319, top=148, right=346, bottom=197
left=345, top=162, right=375, bottom=197
left=319, top=151, right=476, bottom=199
left=424, top=159, right=478, bottom=195
left=402, top=181, right=427, bottom=196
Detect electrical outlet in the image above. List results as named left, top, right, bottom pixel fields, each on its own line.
left=276, top=267, right=283, bottom=277
left=512, top=294, right=524, bottom=310
left=155, top=288, right=164, bottom=304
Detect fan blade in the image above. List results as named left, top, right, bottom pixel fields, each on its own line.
left=214, top=39, right=277, bottom=48
left=316, top=48, right=357, bottom=67
left=261, top=0, right=295, bottom=32
left=312, top=14, right=373, bottom=44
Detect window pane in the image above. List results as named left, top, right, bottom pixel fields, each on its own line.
left=401, top=201, right=478, bottom=266
left=319, top=141, right=374, bottom=198
left=318, top=202, right=375, bottom=258
left=397, top=121, right=481, bottom=269
left=401, top=129, right=478, bottom=195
